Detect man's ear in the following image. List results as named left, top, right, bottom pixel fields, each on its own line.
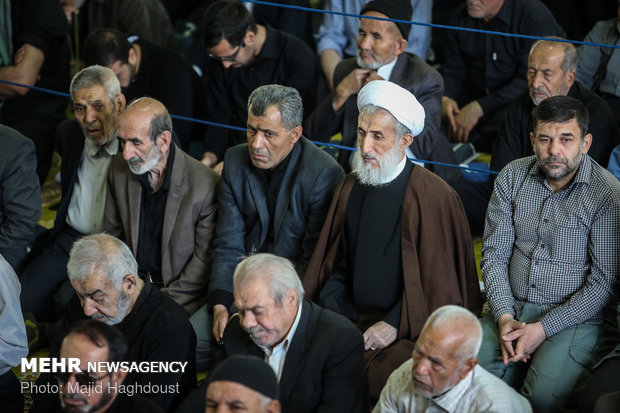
left=244, top=29, right=256, bottom=46
left=581, top=133, right=592, bottom=154
left=290, top=125, right=302, bottom=144
left=159, top=130, right=173, bottom=152
left=121, top=273, right=137, bottom=294
left=529, top=131, right=535, bottom=149
left=459, top=358, right=477, bottom=381
left=128, top=47, right=137, bottom=66
left=266, top=399, right=282, bottom=413
left=399, top=133, right=413, bottom=151
left=115, top=94, right=126, bottom=114
left=394, top=38, right=408, bottom=56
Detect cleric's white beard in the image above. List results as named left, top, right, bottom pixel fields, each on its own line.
left=352, top=143, right=403, bottom=187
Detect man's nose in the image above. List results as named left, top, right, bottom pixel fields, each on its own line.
left=240, top=312, right=256, bottom=330
left=123, top=143, right=135, bottom=160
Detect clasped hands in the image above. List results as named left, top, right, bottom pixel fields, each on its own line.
left=441, top=97, right=484, bottom=143
left=497, top=314, right=546, bottom=365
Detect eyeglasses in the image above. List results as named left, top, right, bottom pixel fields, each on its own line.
left=56, top=371, right=113, bottom=387
left=209, top=40, right=245, bottom=62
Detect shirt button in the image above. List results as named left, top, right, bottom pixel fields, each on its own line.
left=543, top=218, right=548, bottom=223
left=531, top=284, right=536, bottom=288
left=541, top=245, right=545, bottom=249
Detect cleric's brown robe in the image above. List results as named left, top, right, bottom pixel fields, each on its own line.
left=303, top=166, right=482, bottom=396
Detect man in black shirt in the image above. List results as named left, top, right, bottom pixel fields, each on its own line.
left=82, top=28, right=206, bottom=151
left=199, top=0, right=320, bottom=169
left=104, top=97, right=219, bottom=315
left=451, top=39, right=620, bottom=234
left=441, top=0, right=563, bottom=151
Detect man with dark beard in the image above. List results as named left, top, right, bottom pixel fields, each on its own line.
left=478, top=96, right=620, bottom=412
left=33, top=234, right=196, bottom=412
left=303, top=80, right=482, bottom=401
left=305, top=0, right=458, bottom=182
left=104, top=97, right=219, bottom=315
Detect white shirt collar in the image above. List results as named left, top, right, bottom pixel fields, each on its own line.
left=431, top=367, right=474, bottom=412
left=376, top=56, right=398, bottom=80
left=382, top=156, right=408, bottom=184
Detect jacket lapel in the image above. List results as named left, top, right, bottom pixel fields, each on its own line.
left=127, top=171, right=142, bottom=253
left=273, top=141, right=302, bottom=242
left=162, top=146, right=184, bottom=252
left=247, top=169, right=270, bottom=248
left=278, top=300, right=311, bottom=400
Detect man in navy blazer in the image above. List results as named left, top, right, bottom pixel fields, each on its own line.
left=224, top=254, right=368, bottom=413
left=191, top=84, right=344, bottom=370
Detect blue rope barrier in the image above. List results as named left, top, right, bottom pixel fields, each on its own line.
left=240, top=0, right=620, bottom=50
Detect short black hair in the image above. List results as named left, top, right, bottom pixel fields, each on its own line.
left=201, top=0, right=257, bottom=48
left=83, top=28, right=132, bottom=67
left=532, top=95, right=589, bottom=139
left=64, top=320, right=128, bottom=363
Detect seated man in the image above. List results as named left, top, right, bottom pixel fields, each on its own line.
left=479, top=96, right=620, bottom=412
left=306, top=0, right=458, bottom=182
left=206, top=356, right=281, bottom=413
left=196, top=84, right=344, bottom=370
left=304, top=80, right=482, bottom=399
left=441, top=0, right=563, bottom=151
left=316, top=0, right=432, bottom=89
left=20, top=65, right=126, bottom=322
left=452, top=39, right=620, bottom=234
left=82, top=28, right=207, bottom=150
left=0, top=254, right=28, bottom=413
left=32, top=320, right=163, bottom=413
left=40, top=234, right=196, bottom=412
left=199, top=0, right=320, bottom=167
left=224, top=253, right=367, bottom=412
left=374, top=305, right=531, bottom=413
left=0, top=124, right=41, bottom=272
left=104, top=97, right=219, bottom=314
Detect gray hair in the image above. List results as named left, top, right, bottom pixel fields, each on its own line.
left=529, top=38, right=577, bottom=74
left=247, top=84, right=303, bottom=131
left=421, top=305, right=483, bottom=361
left=233, top=253, right=304, bottom=307
left=67, top=234, right=138, bottom=290
left=70, top=65, right=121, bottom=102
left=359, top=104, right=411, bottom=140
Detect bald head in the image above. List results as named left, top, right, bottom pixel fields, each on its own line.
left=527, top=39, right=577, bottom=106
left=420, top=305, right=482, bottom=361
left=123, top=97, right=172, bottom=142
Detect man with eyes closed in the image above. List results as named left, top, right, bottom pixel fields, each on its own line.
left=192, top=84, right=343, bottom=371
left=20, top=65, right=126, bottom=323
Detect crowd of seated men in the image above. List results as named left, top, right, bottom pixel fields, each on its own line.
left=1, top=0, right=620, bottom=412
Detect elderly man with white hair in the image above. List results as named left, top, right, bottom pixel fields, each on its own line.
left=304, top=80, right=482, bottom=400
left=374, top=305, right=532, bottom=412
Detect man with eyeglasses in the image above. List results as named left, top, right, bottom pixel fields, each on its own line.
left=199, top=0, right=320, bottom=171
left=32, top=320, right=163, bottom=413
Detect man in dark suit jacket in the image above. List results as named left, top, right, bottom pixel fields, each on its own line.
left=304, top=0, right=458, bottom=182
left=20, top=65, right=126, bottom=322
left=224, top=253, right=367, bottom=413
left=192, top=84, right=344, bottom=370
left=104, top=97, right=219, bottom=315
left=0, top=124, right=41, bottom=272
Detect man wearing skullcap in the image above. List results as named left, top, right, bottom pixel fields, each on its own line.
left=206, top=356, right=281, bottom=413
left=303, top=80, right=482, bottom=400
left=306, top=0, right=459, bottom=182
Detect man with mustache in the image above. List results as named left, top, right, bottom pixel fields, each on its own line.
left=33, top=320, right=163, bottom=413
left=306, top=0, right=459, bottom=182
left=197, top=84, right=343, bottom=371
left=374, top=306, right=531, bottom=413
left=304, top=80, right=481, bottom=401
left=479, top=96, right=620, bottom=412
left=34, top=234, right=196, bottom=412
left=222, top=253, right=367, bottom=412
left=104, top=97, right=219, bottom=316
left=451, top=39, right=620, bottom=235
left=20, top=65, right=126, bottom=323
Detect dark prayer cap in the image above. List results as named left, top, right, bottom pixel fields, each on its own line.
left=208, top=355, right=279, bottom=400
left=360, top=0, right=414, bottom=39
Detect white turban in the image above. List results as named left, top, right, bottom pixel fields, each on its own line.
left=357, top=80, right=425, bottom=137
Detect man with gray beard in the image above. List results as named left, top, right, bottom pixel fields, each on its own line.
left=104, top=97, right=220, bottom=315
left=304, top=80, right=481, bottom=401
left=305, top=0, right=458, bottom=182
left=33, top=234, right=196, bottom=412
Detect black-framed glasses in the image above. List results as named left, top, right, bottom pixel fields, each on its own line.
left=55, top=371, right=113, bottom=387
left=209, top=40, right=245, bottom=62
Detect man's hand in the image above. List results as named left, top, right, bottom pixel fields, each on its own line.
left=503, top=321, right=546, bottom=363
left=363, top=71, right=384, bottom=86
left=333, top=68, right=371, bottom=112
left=449, top=101, right=484, bottom=143
left=213, top=161, right=224, bottom=175
left=201, top=151, right=218, bottom=168
left=497, top=314, right=526, bottom=365
left=363, top=321, right=397, bottom=351
left=442, top=96, right=460, bottom=133
left=212, top=304, right=230, bottom=344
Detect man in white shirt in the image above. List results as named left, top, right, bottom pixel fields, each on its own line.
left=222, top=253, right=368, bottom=413
left=374, top=305, right=531, bottom=413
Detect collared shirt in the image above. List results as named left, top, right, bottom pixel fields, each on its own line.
left=316, top=0, right=432, bottom=60
left=576, top=18, right=620, bottom=98
left=257, top=303, right=303, bottom=381
left=482, top=155, right=620, bottom=337
left=0, top=255, right=28, bottom=375
left=377, top=56, right=398, bottom=81
left=66, top=136, right=118, bottom=234
left=373, top=361, right=532, bottom=413
left=441, top=0, right=563, bottom=115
